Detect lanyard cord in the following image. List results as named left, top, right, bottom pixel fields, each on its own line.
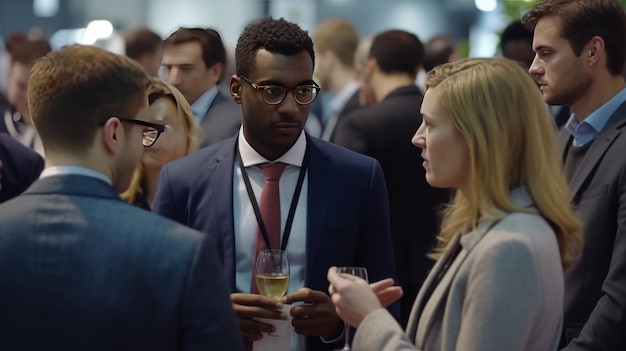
left=236, top=141, right=310, bottom=251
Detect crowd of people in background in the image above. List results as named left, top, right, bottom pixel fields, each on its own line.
left=0, top=0, right=625, bottom=349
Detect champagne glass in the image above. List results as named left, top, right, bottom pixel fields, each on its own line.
left=335, top=266, right=369, bottom=351
left=255, top=249, right=290, bottom=300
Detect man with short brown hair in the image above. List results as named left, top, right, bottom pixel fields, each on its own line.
left=0, top=44, right=243, bottom=351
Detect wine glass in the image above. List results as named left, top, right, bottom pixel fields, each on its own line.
left=335, top=266, right=369, bottom=351
left=255, top=249, right=290, bottom=300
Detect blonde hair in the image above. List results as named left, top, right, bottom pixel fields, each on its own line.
left=120, top=78, right=201, bottom=204
left=427, top=58, right=581, bottom=269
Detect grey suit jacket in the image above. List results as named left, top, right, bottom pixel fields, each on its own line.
left=198, top=89, right=242, bottom=148
left=0, top=174, right=244, bottom=351
left=558, top=101, right=626, bottom=350
left=353, top=189, right=564, bottom=351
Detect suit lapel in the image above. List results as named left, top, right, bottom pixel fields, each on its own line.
left=412, top=219, right=498, bottom=348
left=406, top=234, right=459, bottom=342
left=207, top=138, right=239, bottom=289
left=568, top=103, right=626, bottom=199
left=304, top=138, right=333, bottom=285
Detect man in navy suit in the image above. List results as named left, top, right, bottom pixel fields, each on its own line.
left=153, top=17, right=398, bottom=351
left=0, top=133, right=44, bottom=203
left=0, top=45, right=243, bottom=351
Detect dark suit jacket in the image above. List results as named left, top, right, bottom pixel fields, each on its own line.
left=0, top=133, right=44, bottom=203
left=0, top=174, right=244, bottom=351
left=333, top=85, right=449, bottom=328
left=153, top=134, right=399, bottom=350
left=558, top=101, right=626, bottom=350
left=325, top=90, right=362, bottom=143
left=198, top=89, right=242, bottom=148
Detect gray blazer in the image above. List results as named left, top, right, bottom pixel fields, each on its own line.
left=198, top=89, right=242, bottom=148
left=0, top=174, right=244, bottom=351
left=352, top=189, right=564, bottom=351
left=557, top=101, right=626, bottom=350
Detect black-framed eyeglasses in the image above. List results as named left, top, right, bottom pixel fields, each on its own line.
left=239, top=75, right=321, bottom=105
left=99, top=117, right=166, bottom=147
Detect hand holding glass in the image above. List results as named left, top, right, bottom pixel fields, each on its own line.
left=335, top=267, right=369, bottom=351
left=255, top=249, right=290, bottom=300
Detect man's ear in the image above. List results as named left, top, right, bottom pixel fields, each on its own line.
left=230, top=75, right=243, bottom=104
left=101, top=117, right=122, bottom=156
left=209, top=62, right=225, bottom=84
left=587, top=36, right=605, bottom=68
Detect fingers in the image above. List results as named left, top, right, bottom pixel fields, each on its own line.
left=282, top=287, right=327, bottom=304
left=377, top=286, right=404, bottom=307
left=231, top=293, right=286, bottom=322
left=370, top=278, right=395, bottom=292
left=232, top=292, right=283, bottom=309
left=238, top=318, right=274, bottom=342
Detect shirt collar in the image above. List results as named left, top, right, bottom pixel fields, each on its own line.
left=566, top=87, right=626, bottom=146
left=237, top=126, right=306, bottom=168
left=191, top=86, right=219, bottom=124
left=40, top=166, right=112, bottom=185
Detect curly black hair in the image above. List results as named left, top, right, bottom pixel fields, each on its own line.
left=235, top=17, right=315, bottom=77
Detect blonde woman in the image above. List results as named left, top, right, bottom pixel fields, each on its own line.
left=121, top=78, right=201, bottom=209
left=327, top=58, right=582, bottom=351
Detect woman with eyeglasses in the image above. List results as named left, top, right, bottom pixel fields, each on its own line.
left=121, top=78, right=201, bottom=210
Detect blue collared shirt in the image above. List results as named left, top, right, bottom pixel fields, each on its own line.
left=565, top=87, right=626, bottom=147
left=191, top=86, right=219, bottom=125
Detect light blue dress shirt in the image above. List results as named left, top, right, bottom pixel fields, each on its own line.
left=191, top=86, right=219, bottom=125
left=565, top=87, right=626, bottom=147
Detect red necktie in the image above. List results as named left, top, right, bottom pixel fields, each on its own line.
left=251, top=162, right=288, bottom=294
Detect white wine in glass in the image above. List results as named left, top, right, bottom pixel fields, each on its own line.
left=255, top=249, right=290, bottom=300
left=335, top=266, right=369, bottom=351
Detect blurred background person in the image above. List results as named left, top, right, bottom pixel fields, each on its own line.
left=0, top=32, right=27, bottom=110
left=312, top=18, right=362, bottom=142
left=353, top=35, right=377, bottom=110
left=333, top=29, right=449, bottom=328
left=161, top=27, right=241, bottom=148
left=417, top=34, right=459, bottom=91
left=124, top=27, right=163, bottom=77
left=121, top=77, right=200, bottom=210
left=500, top=20, right=534, bottom=70
left=0, top=38, right=51, bottom=156
left=0, top=133, right=43, bottom=203
left=328, top=58, right=582, bottom=351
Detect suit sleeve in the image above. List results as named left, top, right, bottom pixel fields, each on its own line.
left=359, top=160, right=401, bottom=319
left=564, top=167, right=626, bottom=350
left=333, top=112, right=370, bottom=155
left=352, top=309, right=420, bottom=351
left=180, top=233, right=245, bottom=351
left=456, top=239, right=543, bottom=351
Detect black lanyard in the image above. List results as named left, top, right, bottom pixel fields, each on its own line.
left=237, top=142, right=310, bottom=251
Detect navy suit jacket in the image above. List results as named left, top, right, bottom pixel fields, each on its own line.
left=153, top=134, right=400, bottom=350
left=0, top=174, right=244, bottom=351
left=0, top=133, right=43, bottom=203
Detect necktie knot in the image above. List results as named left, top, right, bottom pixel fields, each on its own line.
left=260, top=162, right=287, bottom=181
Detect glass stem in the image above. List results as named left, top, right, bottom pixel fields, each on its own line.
left=343, top=321, right=351, bottom=350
